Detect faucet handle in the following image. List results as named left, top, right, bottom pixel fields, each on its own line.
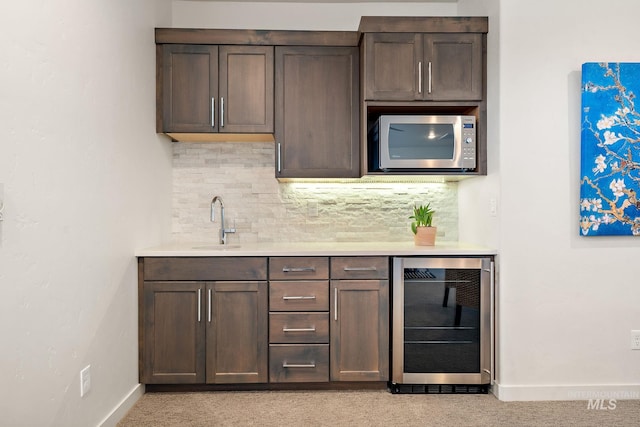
left=224, top=218, right=237, bottom=234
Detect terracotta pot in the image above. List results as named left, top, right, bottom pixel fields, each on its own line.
left=414, top=226, right=437, bottom=246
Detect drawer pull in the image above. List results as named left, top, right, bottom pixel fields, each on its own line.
left=282, top=295, right=316, bottom=300
left=282, top=267, right=316, bottom=273
left=282, top=327, right=316, bottom=333
left=283, top=362, right=316, bottom=369
left=343, top=266, right=377, bottom=271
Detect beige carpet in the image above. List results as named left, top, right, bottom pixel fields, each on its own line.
left=117, top=390, right=639, bottom=426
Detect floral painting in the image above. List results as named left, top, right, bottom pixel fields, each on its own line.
left=580, top=62, right=640, bottom=236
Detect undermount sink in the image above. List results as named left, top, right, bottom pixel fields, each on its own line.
left=192, top=244, right=241, bottom=250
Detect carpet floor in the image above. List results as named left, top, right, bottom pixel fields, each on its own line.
left=117, top=390, right=639, bottom=426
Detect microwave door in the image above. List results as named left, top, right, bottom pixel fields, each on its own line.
left=388, top=123, right=455, bottom=168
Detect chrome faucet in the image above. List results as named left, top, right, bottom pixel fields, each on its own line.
left=211, top=196, right=236, bottom=244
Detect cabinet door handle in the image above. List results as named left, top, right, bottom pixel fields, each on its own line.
left=428, top=61, right=432, bottom=94
left=197, top=288, right=202, bottom=322
left=282, top=295, right=316, bottom=300
left=282, top=267, right=316, bottom=273
left=277, top=142, right=281, bottom=173
left=283, top=363, right=316, bottom=369
left=220, top=97, right=224, bottom=128
left=282, top=327, right=316, bottom=332
left=208, top=288, right=212, bottom=323
left=418, top=61, right=422, bottom=94
left=334, top=287, right=338, bottom=321
left=343, top=266, right=377, bottom=272
left=211, top=97, right=215, bottom=127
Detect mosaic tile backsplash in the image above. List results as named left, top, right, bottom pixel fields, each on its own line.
left=172, top=142, right=458, bottom=244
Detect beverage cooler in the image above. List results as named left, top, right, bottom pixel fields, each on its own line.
left=390, top=257, right=494, bottom=394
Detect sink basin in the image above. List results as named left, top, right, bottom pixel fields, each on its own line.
left=192, top=244, right=241, bottom=250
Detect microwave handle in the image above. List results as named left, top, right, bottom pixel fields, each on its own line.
left=418, top=61, right=422, bottom=94
left=428, top=61, right=432, bottom=94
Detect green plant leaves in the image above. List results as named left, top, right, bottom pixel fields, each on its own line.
left=409, top=203, right=435, bottom=233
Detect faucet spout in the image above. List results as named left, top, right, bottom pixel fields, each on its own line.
left=211, top=196, right=235, bottom=244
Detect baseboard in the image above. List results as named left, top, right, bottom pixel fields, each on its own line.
left=493, top=382, right=640, bottom=401
left=98, top=383, right=145, bottom=427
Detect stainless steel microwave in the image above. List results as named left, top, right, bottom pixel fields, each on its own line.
left=371, top=115, right=476, bottom=171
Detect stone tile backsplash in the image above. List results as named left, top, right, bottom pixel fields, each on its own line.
left=172, top=142, right=458, bottom=244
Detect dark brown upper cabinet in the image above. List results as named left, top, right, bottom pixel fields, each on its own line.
left=159, top=44, right=274, bottom=137
left=275, top=46, right=359, bottom=178
left=362, top=32, right=483, bottom=102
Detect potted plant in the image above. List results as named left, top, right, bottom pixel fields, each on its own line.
left=410, top=203, right=437, bottom=246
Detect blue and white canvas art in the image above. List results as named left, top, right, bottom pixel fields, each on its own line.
left=580, top=62, right=640, bottom=236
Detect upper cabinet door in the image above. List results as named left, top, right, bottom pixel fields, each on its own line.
left=424, top=33, right=483, bottom=101
left=219, top=46, right=274, bottom=133
left=275, top=46, right=359, bottom=178
left=160, top=44, right=274, bottom=134
left=162, top=45, right=219, bottom=133
left=363, top=33, right=422, bottom=101
left=363, top=32, right=483, bottom=102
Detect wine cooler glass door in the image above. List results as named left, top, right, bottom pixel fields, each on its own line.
left=392, top=257, right=491, bottom=385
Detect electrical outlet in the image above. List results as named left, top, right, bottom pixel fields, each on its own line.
left=80, top=365, right=91, bottom=397
left=632, top=331, right=640, bottom=350
left=489, top=197, right=498, bottom=217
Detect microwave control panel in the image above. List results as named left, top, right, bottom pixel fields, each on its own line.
left=461, top=117, right=476, bottom=169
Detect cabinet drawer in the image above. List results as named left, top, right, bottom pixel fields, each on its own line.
left=269, top=344, right=329, bottom=383
left=269, top=281, right=329, bottom=311
left=269, top=313, right=329, bottom=343
left=269, top=257, right=329, bottom=280
left=143, top=257, right=267, bottom=281
left=331, top=257, right=389, bottom=279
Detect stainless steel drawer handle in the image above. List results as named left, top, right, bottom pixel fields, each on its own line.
left=283, top=363, right=316, bottom=369
left=282, top=327, right=316, bottom=332
left=343, top=267, right=377, bottom=271
left=282, top=296, right=316, bottom=301
left=282, top=267, right=316, bottom=273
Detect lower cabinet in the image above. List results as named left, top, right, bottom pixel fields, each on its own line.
left=330, top=279, right=389, bottom=381
left=330, top=257, right=390, bottom=381
left=268, top=257, right=331, bottom=383
left=142, top=281, right=206, bottom=383
left=143, top=280, right=268, bottom=384
left=140, top=256, right=388, bottom=385
left=268, top=256, right=389, bottom=383
left=141, top=257, right=268, bottom=384
left=206, top=281, right=268, bottom=383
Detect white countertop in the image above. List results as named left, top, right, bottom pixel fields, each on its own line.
left=136, top=241, right=496, bottom=257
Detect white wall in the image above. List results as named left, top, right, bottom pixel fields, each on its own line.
left=461, top=0, right=640, bottom=400
left=171, top=1, right=458, bottom=29
left=0, top=1, right=173, bottom=425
